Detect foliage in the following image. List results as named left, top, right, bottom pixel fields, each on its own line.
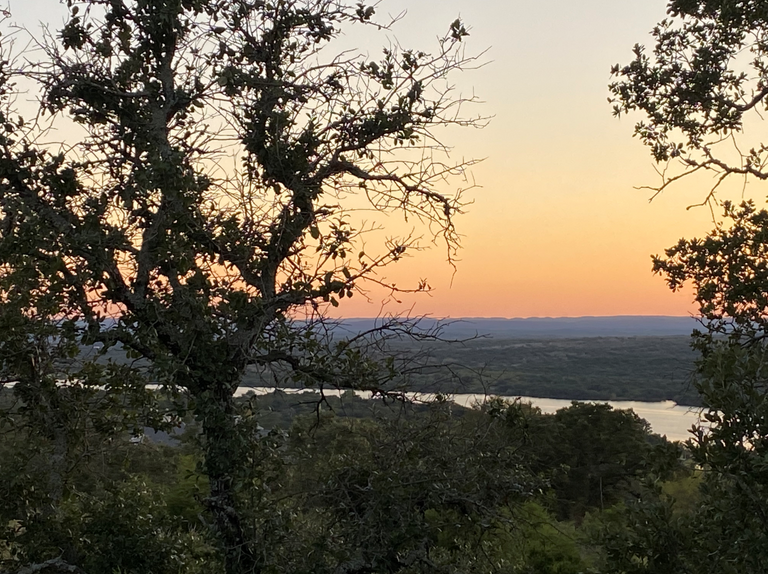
left=0, top=0, right=480, bottom=571
left=220, top=397, right=601, bottom=574
left=524, top=402, right=682, bottom=521
left=613, top=2, right=768, bottom=571
left=0, top=425, right=217, bottom=574
left=50, top=478, right=215, bottom=574
left=510, top=501, right=589, bottom=574
left=4, top=379, right=686, bottom=574
left=651, top=201, right=768, bottom=572
left=609, top=0, right=768, bottom=198
left=282, top=401, right=537, bottom=573
left=587, top=499, right=694, bottom=574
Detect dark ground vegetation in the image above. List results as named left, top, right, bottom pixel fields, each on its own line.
left=1, top=386, right=692, bottom=574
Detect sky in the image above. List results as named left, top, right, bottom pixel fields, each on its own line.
left=8, top=0, right=734, bottom=319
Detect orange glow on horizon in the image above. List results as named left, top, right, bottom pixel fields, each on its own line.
left=12, top=0, right=737, bottom=319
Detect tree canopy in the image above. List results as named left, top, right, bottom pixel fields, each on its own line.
left=610, top=0, right=768, bottom=199
left=0, top=1, right=480, bottom=572
left=611, top=1, right=768, bottom=571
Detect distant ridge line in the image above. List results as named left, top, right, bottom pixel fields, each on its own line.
left=337, top=315, right=698, bottom=338
left=341, top=315, right=693, bottom=320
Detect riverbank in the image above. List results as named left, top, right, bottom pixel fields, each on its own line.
left=237, top=386, right=703, bottom=443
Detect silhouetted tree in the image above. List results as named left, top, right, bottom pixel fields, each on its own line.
left=612, top=2, right=768, bottom=571
left=0, top=2, right=479, bottom=572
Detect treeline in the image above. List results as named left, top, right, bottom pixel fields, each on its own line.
left=240, top=336, right=701, bottom=406
left=1, top=389, right=697, bottom=573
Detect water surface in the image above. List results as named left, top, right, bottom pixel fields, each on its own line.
left=238, top=387, right=703, bottom=442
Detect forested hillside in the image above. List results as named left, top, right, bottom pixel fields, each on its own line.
left=241, top=335, right=701, bottom=405
left=1, top=387, right=692, bottom=574
left=340, top=316, right=699, bottom=339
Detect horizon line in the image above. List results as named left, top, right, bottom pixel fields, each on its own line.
left=336, top=314, right=696, bottom=321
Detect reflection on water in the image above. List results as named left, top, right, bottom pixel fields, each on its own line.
left=237, top=387, right=704, bottom=443
left=6, top=382, right=702, bottom=442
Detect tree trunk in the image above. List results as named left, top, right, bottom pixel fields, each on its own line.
left=47, top=418, right=68, bottom=510
left=197, top=383, right=260, bottom=574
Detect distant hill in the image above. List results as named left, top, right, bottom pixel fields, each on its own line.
left=95, top=315, right=698, bottom=339
left=338, top=316, right=699, bottom=339
left=315, top=317, right=703, bottom=405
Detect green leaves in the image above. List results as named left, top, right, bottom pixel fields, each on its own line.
left=0, top=1, right=479, bottom=571
left=355, top=3, right=375, bottom=22
left=615, top=7, right=768, bottom=565
left=650, top=201, right=768, bottom=573
left=449, top=18, right=470, bottom=42
left=282, top=401, right=538, bottom=574
left=610, top=9, right=760, bottom=164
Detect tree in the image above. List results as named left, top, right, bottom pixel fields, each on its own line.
left=609, top=0, right=768, bottom=202
left=0, top=2, right=479, bottom=572
left=588, top=497, right=695, bottom=574
left=611, top=2, right=768, bottom=571
left=529, top=402, right=678, bottom=521
left=652, top=202, right=768, bottom=572
left=277, top=400, right=541, bottom=574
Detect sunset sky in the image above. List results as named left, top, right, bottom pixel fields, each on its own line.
left=11, top=0, right=741, bottom=319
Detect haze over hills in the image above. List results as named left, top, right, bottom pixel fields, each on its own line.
left=339, top=316, right=698, bottom=339
left=94, top=315, right=702, bottom=405
left=97, top=315, right=698, bottom=338
left=325, top=316, right=703, bottom=405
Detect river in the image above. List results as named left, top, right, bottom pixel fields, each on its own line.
left=235, top=387, right=704, bottom=442
left=4, top=381, right=704, bottom=442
